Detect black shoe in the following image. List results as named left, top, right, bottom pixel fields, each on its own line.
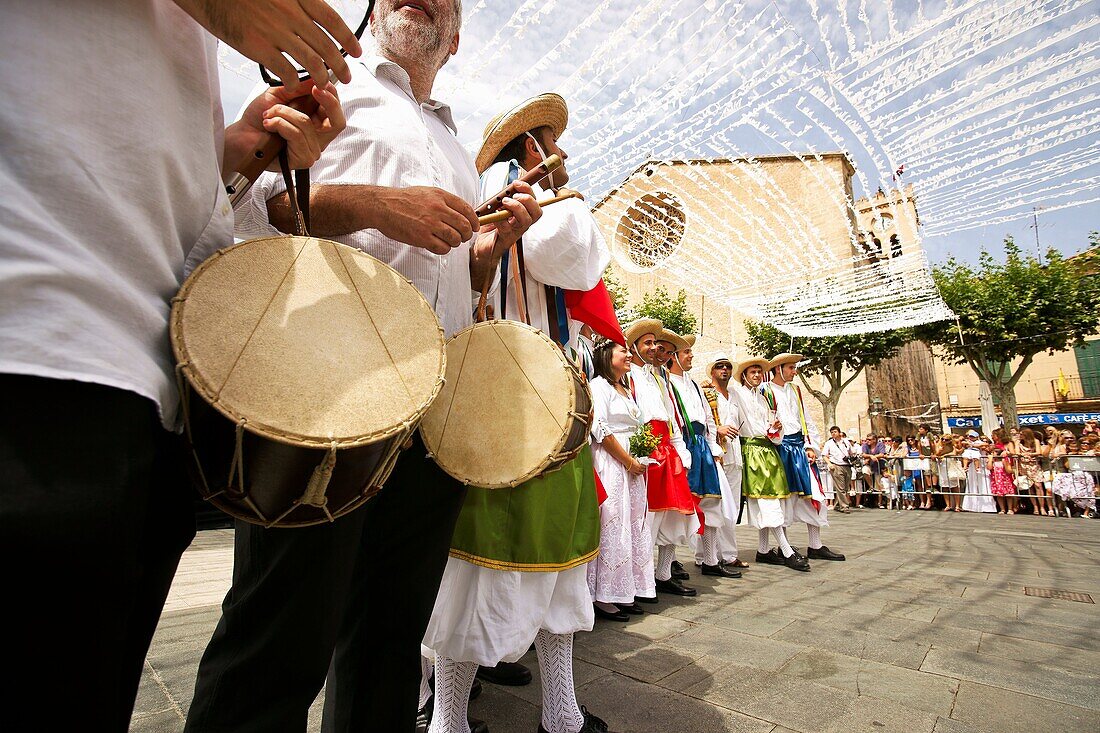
left=701, top=562, right=742, bottom=578
left=615, top=602, right=645, bottom=615
left=469, top=719, right=489, bottom=733
left=470, top=678, right=482, bottom=701
left=655, top=577, right=697, bottom=596
left=477, top=660, right=532, bottom=686
left=593, top=603, right=630, bottom=621
left=670, top=560, right=689, bottom=580
left=807, top=545, right=846, bottom=561
left=789, top=547, right=802, bottom=557
left=634, top=595, right=659, bottom=604
left=783, top=551, right=811, bottom=572
left=538, top=706, right=615, bottom=733
left=418, top=699, right=486, bottom=731
left=755, top=548, right=784, bottom=565
left=725, top=558, right=750, bottom=569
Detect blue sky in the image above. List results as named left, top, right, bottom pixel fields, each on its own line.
left=218, top=0, right=1098, bottom=265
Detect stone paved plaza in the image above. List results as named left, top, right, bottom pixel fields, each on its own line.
left=131, top=510, right=1100, bottom=733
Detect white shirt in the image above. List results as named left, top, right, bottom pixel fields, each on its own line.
left=770, top=379, right=821, bottom=447
left=712, top=387, right=743, bottom=466
left=0, top=1, right=232, bottom=428
left=220, top=54, right=480, bottom=337
left=628, top=362, right=690, bottom=467
left=822, top=437, right=857, bottom=466
left=730, top=383, right=780, bottom=443
left=479, top=161, right=609, bottom=348
left=669, top=373, right=722, bottom=457
left=589, top=376, right=642, bottom=449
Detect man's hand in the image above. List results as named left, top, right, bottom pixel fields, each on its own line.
left=370, top=187, right=480, bottom=255
left=173, top=0, right=362, bottom=92
left=228, top=81, right=345, bottom=172
left=478, top=181, right=542, bottom=256
left=717, top=424, right=739, bottom=439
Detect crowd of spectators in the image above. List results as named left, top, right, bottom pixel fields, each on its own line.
left=814, top=421, right=1100, bottom=518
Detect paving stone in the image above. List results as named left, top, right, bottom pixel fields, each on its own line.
left=920, top=647, right=1100, bottom=711
left=950, top=680, right=1100, bottom=733
left=572, top=625, right=700, bottom=683
left=976, top=632, right=1100, bottom=675
left=820, top=694, right=939, bottom=733
left=772, top=620, right=932, bottom=670
left=660, top=626, right=803, bottom=671
left=780, top=649, right=958, bottom=716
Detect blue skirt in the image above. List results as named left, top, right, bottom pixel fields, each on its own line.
left=686, top=421, right=722, bottom=499
left=777, top=432, right=813, bottom=497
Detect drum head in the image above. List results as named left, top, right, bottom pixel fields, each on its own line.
left=420, top=320, right=580, bottom=488
left=172, top=236, right=445, bottom=447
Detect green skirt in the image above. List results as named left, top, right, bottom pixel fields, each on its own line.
left=741, top=437, right=791, bottom=500
left=449, top=445, right=600, bottom=572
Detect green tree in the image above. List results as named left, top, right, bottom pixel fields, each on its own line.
left=915, top=237, right=1100, bottom=429
left=744, top=320, right=910, bottom=428
left=602, top=266, right=630, bottom=314
left=633, top=286, right=698, bottom=336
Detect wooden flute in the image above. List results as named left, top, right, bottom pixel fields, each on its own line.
left=477, top=190, right=582, bottom=226
left=474, top=154, right=562, bottom=216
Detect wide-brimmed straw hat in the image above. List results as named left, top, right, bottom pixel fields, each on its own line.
left=734, top=357, right=772, bottom=383
left=768, top=352, right=805, bottom=370
left=706, top=355, right=734, bottom=375
left=624, top=318, right=663, bottom=348
left=656, top=329, right=689, bottom=352
left=475, top=93, right=569, bottom=174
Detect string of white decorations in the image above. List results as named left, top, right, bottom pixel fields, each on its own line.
left=213, top=0, right=1096, bottom=337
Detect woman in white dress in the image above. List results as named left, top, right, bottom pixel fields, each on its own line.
left=587, top=340, right=654, bottom=621
left=962, top=434, right=997, bottom=513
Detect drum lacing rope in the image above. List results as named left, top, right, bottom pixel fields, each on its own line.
left=302, top=444, right=338, bottom=508
left=175, top=361, right=211, bottom=493
left=227, top=420, right=248, bottom=497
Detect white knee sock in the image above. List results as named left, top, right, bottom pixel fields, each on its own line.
left=807, top=524, right=823, bottom=550
left=534, top=630, right=585, bottom=733
left=428, top=657, right=477, bottom=733
left=701, top=526, right=719, bottom=565
left=419, top=655, right=433, bottom=710
left=758, top=528, right=771, bottom=554
left=655, top=544, right=675, bottom=581
left=772, top=526, right=794, bottom=557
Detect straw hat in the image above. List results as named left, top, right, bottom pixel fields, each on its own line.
left=475, top=93, right=569, bottom=174
left=734, top=357, right=771, bottom=383
left=706, top=355, right=734, bottom=375
left=768, top=352, right=805, bottom=371
left=681, top=334, right=697, bottom=349
left=623, top=318, right=663, bottom=347
left=656, top=328, right=689, bottom=352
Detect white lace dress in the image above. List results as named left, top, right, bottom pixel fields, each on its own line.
left=586, top=377, right=655, bottom=604
left=962, top=450, right=996, bottom=513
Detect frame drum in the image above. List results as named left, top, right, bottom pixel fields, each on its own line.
left=420, top=319, right=591, bottom=488
left=171, top=236, right=445, bottom=527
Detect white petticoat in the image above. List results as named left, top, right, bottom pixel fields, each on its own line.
left=423, top=558, right=593, bottom=666
left=697, top=459, right=740, bottom=529
left=745, top=497, right=787, bottom=528
left=784, top=494, right=829, bottom=527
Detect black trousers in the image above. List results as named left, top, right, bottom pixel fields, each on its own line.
left=184, top=432, right=467, bottom=733
left=0, top=375, right=196, bottom=732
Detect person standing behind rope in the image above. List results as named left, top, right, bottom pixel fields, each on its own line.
left=423, top=92, right=616, bottom=733
left=822, top=426, right=856, bottom=513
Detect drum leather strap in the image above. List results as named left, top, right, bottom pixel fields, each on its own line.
left=278, top=148, right=311, bottom=236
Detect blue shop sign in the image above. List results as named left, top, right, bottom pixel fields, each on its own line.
left=947, top=412, right=1100, bottom=428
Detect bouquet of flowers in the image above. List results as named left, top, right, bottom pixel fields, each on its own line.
left=629, top=423, right=661, bottom=458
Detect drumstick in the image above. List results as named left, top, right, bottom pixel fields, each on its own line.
left=477, top=191, right=582, bottom=226
left=475, top=155, right=562, bottom=216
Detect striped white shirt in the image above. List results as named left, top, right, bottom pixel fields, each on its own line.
left=200, top=54, right=481, bottom=337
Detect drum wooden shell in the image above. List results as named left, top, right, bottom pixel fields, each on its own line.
left=171, top=236, right=445, bottom=527
left=420, top=320, right=592, bottom=488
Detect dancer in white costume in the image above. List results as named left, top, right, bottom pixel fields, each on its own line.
left=768, top=353, right=846, bottom=562
left=587, top=340, right=656, bottom=621
left=696, top=357, right=750, bottom=570
left=624, top=319, right=699, bottom=598
left=962, top=431, right=997, bottom=513
left=729, top=359, right=811, bottom=572
left=424, top=93, right=614, bottom=733
left=665, top=336, right=741, bottom=579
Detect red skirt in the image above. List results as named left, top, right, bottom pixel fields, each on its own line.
left=646, top=420, right=696, bottom=514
